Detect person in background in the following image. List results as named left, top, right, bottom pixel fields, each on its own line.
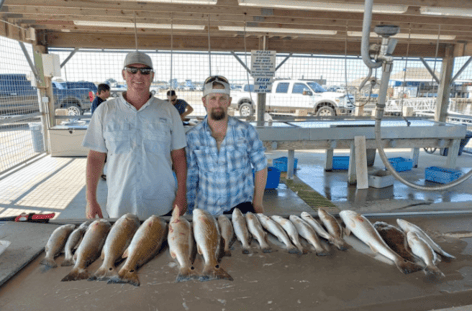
left=91, top=83, right=110, bottom=115
left=83, top=51, right=187, bottom=219
left=186, top=75, right=267, bottom=216
left=167, top=90, right=194, bottom=121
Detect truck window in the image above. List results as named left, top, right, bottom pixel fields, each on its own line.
left=292, top=83, right=309, bottom=94
left=244, top=84, right=254, bottom=92
left=275, top=83, right=289, bottom=93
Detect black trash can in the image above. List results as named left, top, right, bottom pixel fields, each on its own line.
left=440, top=131, right=472, bottom=156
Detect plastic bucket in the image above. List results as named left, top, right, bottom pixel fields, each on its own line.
left=28, top=122, right=45, bottom=153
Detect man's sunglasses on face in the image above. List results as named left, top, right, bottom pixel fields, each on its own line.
left=204, top=75, right=229, bottom=84
left=124, top=67, right=154, bottom=75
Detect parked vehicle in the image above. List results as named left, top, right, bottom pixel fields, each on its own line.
left=0, top=74, right=94, bottom=116
left=230, top=80, right=355, bottom=117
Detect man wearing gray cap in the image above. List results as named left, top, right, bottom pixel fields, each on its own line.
left=83, top=51, right=187, bottom=219
left=186, top=75, right=267, bottom=215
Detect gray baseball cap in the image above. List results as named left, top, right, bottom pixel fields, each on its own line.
left=203, top=76, right=231, bottom=96
left=123, top=51, right=153, bottom=68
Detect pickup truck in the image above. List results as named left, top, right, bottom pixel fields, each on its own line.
left=0, top=74, right=94, bottom=116
left=230, top=80, right=355, bottom=117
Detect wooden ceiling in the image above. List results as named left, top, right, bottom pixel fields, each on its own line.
left=1, top=0, right=472, bottom=58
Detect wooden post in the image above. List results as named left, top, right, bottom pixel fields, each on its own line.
left=435, top=45, right=455, bottom=122
left=354, top=136, right=368, bottom=189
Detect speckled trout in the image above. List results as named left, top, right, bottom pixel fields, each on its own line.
left=108, top=215, right=167, bottom=286
left=193, top=209, right=233, bottom=282
left=218, top=215, right=234, bottom=258
left=318, top=208, right=349, bottom=251
left=61, top=219, right=111, bottom=281
left=397, top=219, right=455, bottom=259
left=40, top=224, right=76, bottom=268
left=232, top=208, right=251, bottom=254
left=407, top=231, right=445, bottom=278
left=90, top=213, right=140, bottom=281
left=246, top=212, right=271, bottom=253
left=340, top=210, right=422, bottom=274
left=168, top=207, right=198, bottom=282
left=301, top=212, right=345, bottom=250
left=271, top=215, right=306, bottom=254
left=61, top=220, right=92, bottom=266
left=257, top=214, right=300, bottom=254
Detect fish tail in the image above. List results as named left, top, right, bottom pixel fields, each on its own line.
left=89, top=265, right=118, bottom=281
left=261, top=244, right=272, bottom=253
left=224, top=249, right=232, bottom=257
left=176, top=266, right=199, bottom=283
left=107, top=269, right=140, bottom=286
left=333, top=238, right=349, bottom=251
left=40, top=257, right=57, bottom=268
left=242, top=247, right=250, bottom=254
left=396, top=259, right=424, bottom=274
left=200, top=264, right=233, bottom=282
left=60, top=257, right=74, bottom=267
left=61, top=267, right=90, bottom=282
left=425, top=266, right=445, bottom=278
left=314, top=247, right=330, bottom=256
left=288, top=246, right=302, bottom=255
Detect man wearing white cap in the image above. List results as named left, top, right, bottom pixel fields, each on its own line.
left=83, top=51, right=187, bottom=219
left=186, top=75, right=267, bottom=215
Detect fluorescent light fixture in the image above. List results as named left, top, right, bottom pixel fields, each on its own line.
left=219, top=26, right=336, bottom=35
left=73, top=21, right=204, bottom=30
left=420, top=7, right=472, bottom=17
left=144, top=0, right=216, bottom=3
left=347, top=31, right=456, bottom=41
left=238, top=0, right=408, bottom=14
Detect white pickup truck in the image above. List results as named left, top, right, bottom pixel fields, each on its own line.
left=231, top=80, right=355, bottom=117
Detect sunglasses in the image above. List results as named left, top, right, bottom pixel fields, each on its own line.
left=124, top=67, right=154, bottom=75
left=204, top=75, right=229, bottom=84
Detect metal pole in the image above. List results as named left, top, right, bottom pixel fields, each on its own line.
left=60, top=47, right=79, bottom=68
left=19, top=42, right=40, bottom=83
left=419, top=57, right=440, bottom=84
left=275, top=53, right=292, bottom=71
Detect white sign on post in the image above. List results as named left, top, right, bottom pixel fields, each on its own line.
left=251, top=50, right=276, bottom=93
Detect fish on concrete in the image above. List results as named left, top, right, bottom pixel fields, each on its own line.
left=318, top=208, right=349, bottom=250
left=193, top=209, right=233, bottom=282
left=40, top=224, right=76, bottom=268
left=61, top=219, right=111, bottom=281
left=246, top=212, right=271, bottom=253
left=108, top=215, right=167, bottom=286
left=218, top=215, right=234, bottom=258
left=340, top=210, right=423, bottom=274
left=406, top=231, right=445, bottom=278
left=90, top=213, right=140, bottom=281
left=168, top=207, right=198, bottom=282
left=397, top=219, right=455, bottom=259
left=61, top=220, right=92, bottom=267
left=290, top=215, right=329, bottom=256
left=271, top=215, right=306, bottom=255
left=232, top=208, right=252, bottom=254
left=301, top=212, right=345, bottom=250
left=373, top=221, right=417, bottom=262
left=257, top=214, right=300, bottom=254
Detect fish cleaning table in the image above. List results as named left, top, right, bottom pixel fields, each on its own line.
left=0, top=213, right=471, bottom=311
left=255, top=118, right=467, bottom=180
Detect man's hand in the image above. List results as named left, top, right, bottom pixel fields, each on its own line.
left=173, top=195, right=187, bottom=216
left=253, top=202, right=264, bottom=214
left=86, top=201, right=103, bottom=219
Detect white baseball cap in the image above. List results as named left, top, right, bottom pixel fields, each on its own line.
left=203, top=76, right=231, bottom=96
left=123, top=51, right=153, bottom=68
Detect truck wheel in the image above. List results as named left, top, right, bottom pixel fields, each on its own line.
left=316, top=106, right=335, bottom=117
left=239, top=103, right=254, bottom=117
left=67, top=104, right=82, bottom=116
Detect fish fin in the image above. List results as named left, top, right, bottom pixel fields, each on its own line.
left=122, top=248, right=129, bottom=259
left=60, top=258, right=74, bottom=267
left=344, top=227, right=351, bottom=236
left=170, top=251, right=177, bottom=259
left=40, top=257, right=57, bottom=268
left=367, top=243, right=378, bottom=254
left=333, top=238, right=350, bottom=251
left=108, top=269, right=140, bottom=286
left=100, top=249, right=105, bottom=261
left=176, top=266, right=199, bottom=283
left=199, top=264, right=233, bottom=282
left=73, top=252, right=78, bottom=262
left=288, top=246, right=302, bottom=255
left=197, top=245, right=203, bottom=255
left=61, top=267, right=90, bottom=282
left=90, top=264, right=118, bottom=281
left=425, top=266, right=445, bottom=278
left=438, top=250, right=456, bottom=260
left=396, top=259, right=424, bottom=275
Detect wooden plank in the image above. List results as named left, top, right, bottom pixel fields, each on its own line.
left=354, top=136, right=369, bottom=189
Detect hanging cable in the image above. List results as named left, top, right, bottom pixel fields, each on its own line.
left=431, top=25, right=441, bottom=98
left=208, top=14, right=212, bottom=76
left=399, top=24, right=411, bottom=118
left=133, top=12, right=138, bottom=51
left=170, top=14, right=174, bottom=90
left=243, top=18, right=254, bottom=107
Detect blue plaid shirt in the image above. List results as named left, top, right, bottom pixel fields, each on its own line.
left=186, top=117, right=267, bottom=215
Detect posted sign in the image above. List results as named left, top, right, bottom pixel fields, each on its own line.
left=251, top=50, right=276, bottom=93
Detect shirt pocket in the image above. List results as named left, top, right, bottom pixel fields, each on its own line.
left=143, top=121, right=171, bottom=154
left=226, top=143, right=248, bottom=171
left=194, top=149, right=217, bottom=172
left=104, top=130, right=131, bottom=154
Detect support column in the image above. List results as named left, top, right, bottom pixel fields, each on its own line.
left=411, top=148, right=420, bottom=168
left=354, top=136, right=368, bottom=189
left=446, top=139, right=461, bottom=168
left=287, top=149, right=295, bottom=180
left=325, top=149, right=334, bottom=171
left=435, top=45, right=454, bottom=122
left=33, top=44, right=51, bottom=153
left=348, top=142, right=356, bottom=185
